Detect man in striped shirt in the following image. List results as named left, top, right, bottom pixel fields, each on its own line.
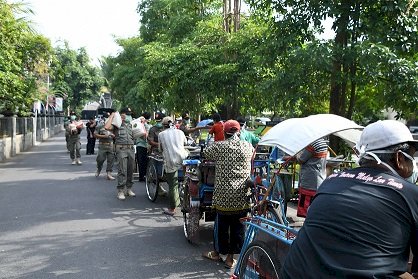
left=158, top=116, right=189, bottom=216
left=292, top=138, right=328, bottom=217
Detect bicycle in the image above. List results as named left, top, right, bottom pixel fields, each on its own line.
left=231, top=215, right=298, bottom=279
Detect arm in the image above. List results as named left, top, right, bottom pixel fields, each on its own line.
left=104, top=113, right=114, bottom=131
left=147, top=127, right=159, bottom=148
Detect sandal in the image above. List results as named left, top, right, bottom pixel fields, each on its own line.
left=224, top=259, right=237, bottom=269
left=162, top=210, right=175, bottom=216
left=202, top=251, right=222, bottom=262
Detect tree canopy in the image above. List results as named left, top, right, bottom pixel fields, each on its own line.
left=104, top=0, right=417, bottom=124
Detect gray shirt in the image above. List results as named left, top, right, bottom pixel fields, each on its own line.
left=296, top=138, right=328, bottom=190
left=114, top=122, right=134, bottom=145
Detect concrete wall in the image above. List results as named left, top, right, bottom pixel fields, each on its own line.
left=0, top=116, right=63, bottom=162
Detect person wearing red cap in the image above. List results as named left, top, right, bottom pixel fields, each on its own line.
left=202, top=119, right=254, bottom=269
left=282, top=120, right=418, bottom=278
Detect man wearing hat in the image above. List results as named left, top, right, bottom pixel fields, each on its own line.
left=158, top=116, right=189, bottom=216
left=135, top=112, right=152, bottom=182
left=282, top=120, right=418, bottom=278
left=105, top=107, right=136, bottom=200
left=67, top=111, right=84, bottom=165
left=147, top=111, right=165, bottom=154
left=178, top=112, right=205, bottom=137
left=94, top=111, right=115, bottom=180
left=202, top=120, right=254, bottom=269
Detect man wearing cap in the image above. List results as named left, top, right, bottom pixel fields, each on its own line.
left=202, top=120, right=254, bottom=269
left=158, top=116, right=189, bottom=216
left=147, top=112, right=165, bottom=154
left=94, top=112, right=115, bottom=180
left=105, top=107, right=136, bottom=200
left=236, top=116, right=260, bottom=147
left=135, top=112, right=151, bottom=182
left=178, top=112, right=205, bottom=137
left=67, top=112, right=84, bottom=165
left=282, top=120, right=418, bottom=279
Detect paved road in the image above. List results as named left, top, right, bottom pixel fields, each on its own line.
left=0, top=131, right=233, bottom=279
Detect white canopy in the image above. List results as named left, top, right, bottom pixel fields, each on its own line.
left=83, top=102, right=100, bottom=111
left=258, top=114, right=363, bottom=156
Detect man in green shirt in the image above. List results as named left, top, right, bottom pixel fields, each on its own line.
left=237, top=116, right=260, bottom=147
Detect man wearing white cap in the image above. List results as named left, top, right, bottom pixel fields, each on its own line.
left=158, top=116, right=189, bottom=216
left=282, top=120, right=418, bottom=279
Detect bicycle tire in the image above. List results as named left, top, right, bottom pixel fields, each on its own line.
left=182, top=181, right=200, bottom=243
left=145, top=162, right=159, bottom=202
left=266, top=205, right=285, bottom=226
left=238, top=241, right=281, bottom=279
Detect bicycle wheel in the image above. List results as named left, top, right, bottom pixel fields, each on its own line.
left=238, top=241, right=281, bottom=279
left=145, top=162, right=159, bottom=202
left=182, top=181, right=200, bottom=243
left=265, top=205, right=285, bottom=226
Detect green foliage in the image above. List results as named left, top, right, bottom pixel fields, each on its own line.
left=0, top=0, right=53, bottom=116
left=104, top=0, right=418, bottom=124
left=50, top=42, right=104, bottom=113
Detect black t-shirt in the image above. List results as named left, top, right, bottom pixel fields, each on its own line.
left=282, top=167, right=418, bottom=279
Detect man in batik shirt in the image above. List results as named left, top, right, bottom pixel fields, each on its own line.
left=202, top=120, right=254, bottom=269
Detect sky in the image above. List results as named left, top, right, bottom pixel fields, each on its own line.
left=25, top=0, right=140, bottom=65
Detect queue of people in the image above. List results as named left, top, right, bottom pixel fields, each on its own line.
left=62, top=109, right=418, bottom=277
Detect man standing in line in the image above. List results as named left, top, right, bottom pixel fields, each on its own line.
left=94, top=112, right=115, bottom=180
left=202, top=120, right=254, bottom=269
left=286, top=138, right=328, bottom=217
left=282, top=120, right=418, bottom=278
left=67, top=112, right=84, bottom=165
left=147, top=111, right=168, bottom=196
left=178, top=112, right=205, bottom=138
left=158, top=116, right=189, bottom=216
left=236, top=116, right=260, bottom=147
left=147, top=112, right=165, bottom=153
left=63, top=115, right=71, bottom=152
left=136, top=112, right=151, bottom=182
left=86, top=117, right=97, bottom=155
left=209, top=113, right=225, bottom=141
left=105, top=107, right=136, bottom=200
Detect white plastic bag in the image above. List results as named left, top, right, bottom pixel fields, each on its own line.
left=111, top=112, right=122, bottom=128
left=131, top=118, right=146, bottom=139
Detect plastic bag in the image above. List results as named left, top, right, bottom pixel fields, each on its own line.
left=131, top=118, right=146, bottom=139
left=111, top=112, right=122, bottom=128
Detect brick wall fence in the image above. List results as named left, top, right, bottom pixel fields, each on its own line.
left=0, top=116, right=64, bottom=162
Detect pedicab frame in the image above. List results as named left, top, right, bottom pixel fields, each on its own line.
left=232, top=114, right=364, bottom=279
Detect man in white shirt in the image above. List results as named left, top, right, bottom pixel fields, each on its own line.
left=158, top=116, right=189, bottom=216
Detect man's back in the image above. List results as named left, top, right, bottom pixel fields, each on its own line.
left=203, top=137, right=254, bottom=212
left=282, top=167, right=418, bottom=278
left=158, top=128, right=188, bottom=173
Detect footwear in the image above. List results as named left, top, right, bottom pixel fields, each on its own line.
left=76, top=158, right=82, bottom=165
left=126, top=189, right=136, bottom=197
left=158, top=186, right=168, bottom=197
left=202, top=251, right=222, bottom=262
left=224, top=259, right=237, bottom=269
left=71, top=160, right=76, bottom=165
left=117, top=191, right=126, bottom=200
left=106, top=172, right=115, bottom=180
left=95, top=169, right=101, bottom=177
left=162, top=209, right=175, bottom=216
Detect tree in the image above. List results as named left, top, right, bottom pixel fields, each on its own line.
left=0, top=0, right=53, bottom=115
left=49, top=42, right=104, bottom=114
left=248, top=0, right=418, bottom=120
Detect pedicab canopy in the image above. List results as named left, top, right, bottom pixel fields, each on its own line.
left=258, top=114, right=363, bottom=156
